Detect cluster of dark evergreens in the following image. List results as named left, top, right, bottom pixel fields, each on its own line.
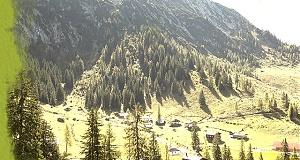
left=6, top=72, right=60, bottom=160
left=26, top=54, right=85, bottom=105
left=85, top=26, right=258, bottom=112
left=80, top=104, right=162, bottom=160
left=85, top=27, right=192, bottom=111
left=81, top=108, right=121, bottom=160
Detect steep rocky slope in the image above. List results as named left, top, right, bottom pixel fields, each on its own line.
left=16, top=0, right=297, bottom=69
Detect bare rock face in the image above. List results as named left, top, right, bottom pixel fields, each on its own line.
left=17, top=0, right=282, bottom=67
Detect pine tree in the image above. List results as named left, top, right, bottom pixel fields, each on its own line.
left=104, top=123, right=120, bottom=160
left=157, top=105, right=162, bottom=124
left=239, top=140, right=246, bottom=160
left=259, top=152, right=264, bottom=160
left=246, top=143, right=254, bottom=160
left=81, top=108, right=104, bottom=160
left=227, top=146, right=233, bottom=160
left=279, top=138, right=290, bottom=160
left=222, top=144, right=228, bottom=160
left=202, top=139, right=211, bottom=160
left=235, top=74, right=239, bottom=89
left=56, top=83, right=65, bottom=103
left=274, top=99, right=278, bottom=109
left=6, top=71, right=44, bottom=159
left=40, top=120, right=60, bottom=160
left=124, top=104, right=148, bottom=159
left=165, top=144, right=170, bottom=160
left=257, top=98, right=263, bottom=112
left=212, top=136, right=222, bottom=160
left=222, top=144, right=232, bottom=160
left=209, top=76, right=214, bottom=89
left=199, top=90, right=206, bottom=107
left=235, top=102, right=238, bottom=114
left=264, top=93, right=269, bottom=104
left=148, top=131, right=162, bottom=160
left=64, top=123, right=73, bottom=155
left=282, top=93, right=290, bottom=110
left=191, top=124, right=201, bottom=154
left=199, top=67, right=206, bottom=79
left=290, top=147, right=299, bottom=160
left=288, top=105, right=294, bottom=120
left=228, top=75, right=233, bottom=89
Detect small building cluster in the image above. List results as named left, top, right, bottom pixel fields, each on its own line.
left=272, top=141, right=300, bottom=152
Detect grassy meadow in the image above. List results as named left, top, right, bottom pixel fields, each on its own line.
left=0, top=0, right=22, bottom=159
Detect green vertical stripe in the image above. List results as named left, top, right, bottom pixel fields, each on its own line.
left=0, top=0, right=23, bottom=159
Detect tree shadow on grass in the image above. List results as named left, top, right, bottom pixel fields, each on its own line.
left=202, top=79, right=222, bottom=101
left=201, top=105, right=211, bottom=115
left=183, top=79, right=196, bottom=94
left=220, top=87, right=241, bottom=98
left=172, top=93, right=190, bottom=108
left=208, top=86, right=222, bottom=101
left=291, top=118, right=300, bottom=125
left=262, top=108, right=285, bottom=120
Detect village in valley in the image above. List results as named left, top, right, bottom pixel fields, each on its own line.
left=43, top=65, right=300, bottom=159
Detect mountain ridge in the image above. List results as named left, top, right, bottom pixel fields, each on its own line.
left=16, top=0, right=299, bottom=69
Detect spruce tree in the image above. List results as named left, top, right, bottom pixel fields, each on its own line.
left=165, top=144, right=170, bottom=160
left=56, top=83, right=65, bottom=103
left=227, top=146, right=233, bottom=160
left=228, top=75, right=233, bottom=89
left=199, top=90, right=206, bottom=107
left=212, top=136, right=222, bottom=160
left=235, top=74, right=239, bottom=89
left=64, top=123, right=73, bottom=155
left=124, top=104, right=148, bottom=159
left=222, top=144, right=232, bottom=160
left=288, top=105, right=294, bottom=120
left=222, top=144, right=228, bottom=160
left=191, top=124, right=201, bottom=154
left=104, top=123, right=120, bottom=160
left=40, top=120, right=60, bottom=160
left=202, top=139, right=211, bottom=160
left=239, top=140, right=246, bottom=160
left=259, top=152, right=264, bottom=160
left=290, top=147, right=299, bottom=160
left=246, top=143, right=254, bottom=160
left=6, top=71, right=44, bottom=159
left=148, top=131, right=162, bottom=160
left=280, top=138, right=290, bottom=160
left=258, top=98, right=263, bottom=112
left=81, top=108, right=104, bottom=160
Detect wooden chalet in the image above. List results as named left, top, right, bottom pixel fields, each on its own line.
left=170, top=118, right=181, bottom=127
left=206, top=131, right=221, bottom=142
left=229, top=132, right=248, bottom=140
left=169, top=147, right=180, bottom=155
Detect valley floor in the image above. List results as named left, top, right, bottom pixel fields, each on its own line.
left=42, top=64, right=300, bottom=159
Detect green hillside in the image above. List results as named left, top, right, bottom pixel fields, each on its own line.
left=0, top=0, right=22, bottom=159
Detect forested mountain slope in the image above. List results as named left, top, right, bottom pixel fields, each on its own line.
left=15, top=0, right=300, bottom=111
